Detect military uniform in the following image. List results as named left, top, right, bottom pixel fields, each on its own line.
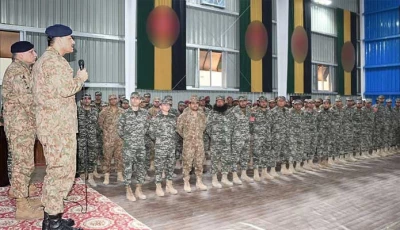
left=316, top=103, right=333, bottom=158
left=32, top=32, right=87, bottom=215
left=2, top=52, right=36, bottom=199
left=342, top=99, right=355, bottom=155
left=304, top=100, right=318, bottom=162
left=270, top=102, right=290, bottom=164
left=288, top=103, right=306, bottom=164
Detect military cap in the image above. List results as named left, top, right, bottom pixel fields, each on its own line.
left=247, top=100, right=252, bottom=104
left=227, top=96, right=233, bottom=99
left=190, top=95, right=199, bottom=103
left=130, top=92, right=140, bottom=98
left=233, top=98, right=239, bottom=102
left=205, top=96, right=210, bottom=100
left=216, top=95, right=225, bottom=101
left=365, top=99, right=372, bottom=103
left=153, top=96, right=161, bottom=102
left=293, top=99, right=302, bottom=105
left=335, top=97, right=342, bottom=102
left=178, top=101, right=185, bottom=105
left=277, top=96, right=286, bottom=101
left=83, top=93, right=91, bottom=98
left=45, top=24, right=73, bottom=37
left=386, top=98, right=392, bottom=103
left=308, top=99, right=315, bottom=103
left=122, top=99, right=129, bottom=104
left=356, top=100, right=362, bottom=104
left=144, top=93, right=151, bottom=97
left=269, top=99, right=276, bottom=103
left=161, top=98, right=171, bottom=104
left=396, top=98, right=400, bottom=103
left=164, top=95, right=172, bottom=100
left=304, top=99, right=309, bottom=103
left=346, top=97, right=354, bottom=101
left=10, top=41, right=34, bottom=53
left=258, top=96, right=267, bottom=102
left=119, top=94, right=126, bottom=99
left=95, top=91, right=102, bottom=96
left=184, top=100, right=190, bottom=105
left=315, top=98, right=323, bottom=102
left=108, top=94, right=117, bottom=99
left=324, top=96, right=331, bottom=100
left=378, top=95, right=385, bottom=99
left=198, top=96, right=205, bottom=101
left=356, top=96, right=362, bottom=100
left=323, top=99, right=330, bottom=103
left=238, top=96, right=247, bottom=101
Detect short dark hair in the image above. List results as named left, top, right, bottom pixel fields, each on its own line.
left=47, top=36, right=55, bottom=46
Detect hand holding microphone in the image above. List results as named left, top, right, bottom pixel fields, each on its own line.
left=77, top=59, right=89, bottom=82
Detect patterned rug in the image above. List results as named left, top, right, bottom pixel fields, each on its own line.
left=0, top=179, right=150, bottom=230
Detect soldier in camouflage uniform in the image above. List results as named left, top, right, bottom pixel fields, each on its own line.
left=91, top=91, right=108, bottom=111
left=302, top=99, right=319, bottom=170
left=342, top=97, right=357, bottom=162
left=177, top=95, right=208, bottom=193
left=288, top=100, right=306, bottom=173
left=146, top=97, right=161, bottom=172
left=2, top=41, right=42, bottom=220
left=352, top=100, right=365, bottom=159
left=77, top=94, right=100, bottom=187
left=206, top=95, right=234, bottom=188
left=175, top=101, right=186, bottom=169
left=90, top=91, right=106, bottom=179
left=385, top=99, right=396, bottom=155
left=316, top=99, right=333, bottom=167
left=143, top=92, right=153, bottom=110
left=98, top=94, right=124, bottom=185
left=122, top=99, right=130, bottom=110
left=118, top=92, right=149, bottom=202
left=268, top=99, right=276, bottom=110
left=271, top=96, right=291, bottom=175
left=199, top=96, right=211, bottom=172
left=149, top=99, right=178, bottom=196
left=228, top=96, right=254, bottom=184
left=362, top=99, right=376, bottom=158
left=315, top=98, right=323, bottom=112
left=330, top=97, right=346, bottom=164
left=164, top=95, right=180, bottom=117
left=250, top=96, right=275, bottom=181
left=118, top=94, right=126, bottom=108
left=394, top=99, right=400, bottom=152
left=33, top=24, right=87, bottom=228
left=375, top=95, right=387, bottom=156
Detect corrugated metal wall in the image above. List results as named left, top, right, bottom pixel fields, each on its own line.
left=364, top=0, right=400, bottom=101
left=0, top=0, right=125, bottom=35
left=311, top=33, right=337, bottom=64
left=329, top=0, right=359, bottom=13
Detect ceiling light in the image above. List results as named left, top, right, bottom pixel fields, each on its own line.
left=313, top=0, right=332, bottom=5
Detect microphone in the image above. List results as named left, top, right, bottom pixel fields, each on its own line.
left=78, top=59, right=85, bottom=70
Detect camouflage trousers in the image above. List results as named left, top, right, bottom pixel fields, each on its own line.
left=6, top=130, right=35, bottom=198
left=253, top=137, right=273, bottom=169
left=396, top=126, right=400, bottom=146
left=317, top=133, right=331, bottom=157
left=273, top=135, right=288, bottom=163
left=154, top=146, right=176, bottom=183
left=38, top=133, right=77, bottom=215
left=231, top=138, right=250, bottom=172
left=374, top=125, right=385, bottom=149
left=289, top=136, right=304, bottom=163
left=175, top=136, right=183, bottom=160
left=342, top=130, right=354, bottom=154
left=144, top=136, right=154, bottom=171
left=203, top=133, right=210, bottom=161
left=97, top=131, right=103, bottom=160
left=182, top=140, right=204, bottom=177
left=77, top=137, right=98, bottom=174
left=122, top=144, right=146, bottom=185
left=304, top=132, right=317, bottom=160
left=209, top=142, right=230, bottom=174
left=102, top=138, right=123, bottom=173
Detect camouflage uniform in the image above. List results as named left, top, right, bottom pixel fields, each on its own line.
left=330, top=101, right=345, bottom=157
left=175, top=107, right=184, bottom=161
left=362, top=101, right=375, bottom=152
left=32, top=46, right=87, bottom=215
left=270, top=105, right=290, bottom=163
left=206, top=99, right=233, bottom=174
left=342, top=103, right=355, bottom=154
left=288, top=105, right=306, bottom=163
left=251, top=98, right=272, bottom=169
left=228, top=100, right=252, bottom=172
left=375, top=102, right=386, bottom=149
left=352, top=103, right=364, bottom=154
left=304, top=105, right=318, bottom=160
left=118, top=102, right=149, bottom=186
left=146, top=97, right=161, bottom=169
left=149, top=110, right=177, bottom=184
left=98, top=106, right=124, bottom=174
left=2, top=60, right=35, bottom=198
left=316, top=106, right=333, bottom=157
left=176, top=99, right=207, bottom=178
left=385, top=100, right=395, bottom=147
left=77, top=105, right=100, bottom=174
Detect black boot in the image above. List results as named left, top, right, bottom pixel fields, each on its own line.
left=42, top=213, right=82, bottom=230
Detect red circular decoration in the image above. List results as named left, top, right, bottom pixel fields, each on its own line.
left=146, top=6, right=180, bottom=49
left=291, top=26, right=308, bottom=63
left=245, top=21, right=268, bottom=61
left=341, top=41, right=356, bottom=72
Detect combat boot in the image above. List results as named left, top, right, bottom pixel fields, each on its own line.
left=253, top=169, right=261, bottom=182
left=196, top=177, right=208, bottom=191
left=280, top=164, right=291, bottom=175
left=302, top=160, right=313, bottom=171
left=183, top=176, right=191, bottom=193
left=42, top=212, right=75, bottom=229
left=117, top=172, right=124, bottom=182
left=294, top=163, right=306, bottom=173
left=269, top=167, right=280, bottom=177
left=261, top=168, right=274, bottom=180
left=346, top=153, right=357, bottom=162
left=327, top=157, right=334, bottom=165
left=232, top=172, right=242, bottom=185
left=88, top=173, right=97, bottom=187
left=288, top=163, right=296, bottom=174
left=241, top=170, right=254, bottom=183
left=43, top=213, right=82, bottom=230
left=15, top=198, right=44, bottom=220
left=126, top=186, right=136, bottom=201
left=221, top=173, right=233, bottom=187
left=103, top=173, right=110, bottom=185
left=9, top=184, right=38, bottom=199
left=93, top=166, right=102, bottom=178
left=135, top=184, right=147, bottom=200
left=166, top=180, right=178, bottom=195
left=155, top=183, right=164, bottom=197
left=212, top=174, right=222, bottom=188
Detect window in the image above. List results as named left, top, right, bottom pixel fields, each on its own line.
left=199, top=49, right=223, bottom=87
left=313, top=64, right=336, bottom=91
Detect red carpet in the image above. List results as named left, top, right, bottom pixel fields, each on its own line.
left=0, top=179, right=150, bottom=230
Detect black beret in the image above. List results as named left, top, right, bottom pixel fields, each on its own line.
left=10, top=41, right=34, bottom=53
left=45, top=24, right=73, bottom=37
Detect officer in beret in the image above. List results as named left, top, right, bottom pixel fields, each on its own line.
left=32, top=24, right=87, bottom=229
left=2, top=41, right=41, bottom=220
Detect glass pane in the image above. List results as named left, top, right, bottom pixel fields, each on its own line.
left=199, top=70, right=211, bottom=87
left=311, top=4, right=337, bottom=35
